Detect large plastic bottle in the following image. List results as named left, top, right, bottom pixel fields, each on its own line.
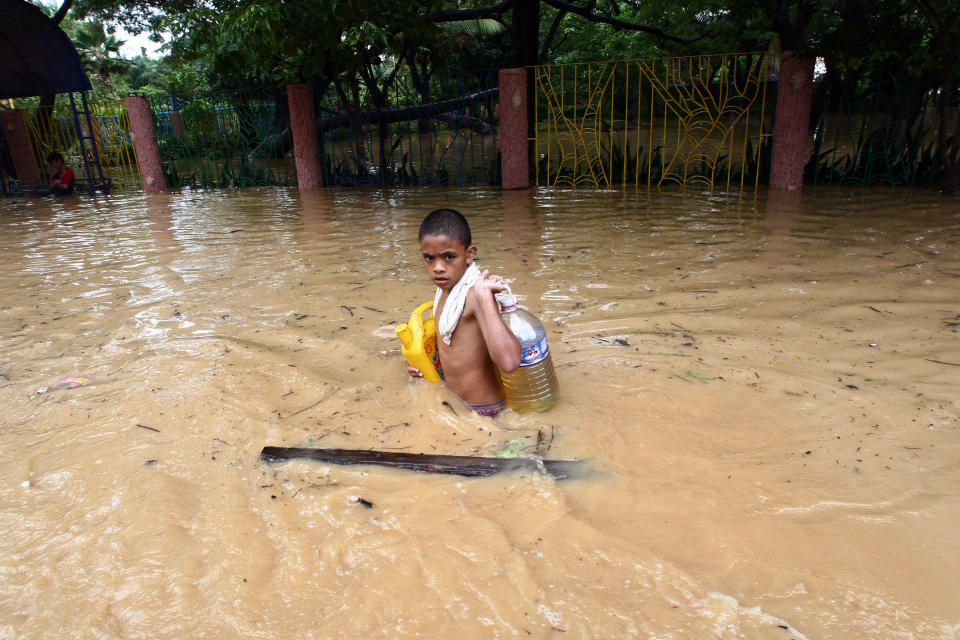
left=497, top=288, right=559, bottom=412
left=395, top=301, right=444, bottom=382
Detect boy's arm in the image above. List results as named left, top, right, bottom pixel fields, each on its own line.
left=471, top=271, right=521, bottom=372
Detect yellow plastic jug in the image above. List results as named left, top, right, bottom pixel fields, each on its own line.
left=395, top=301, right=443, bottom=382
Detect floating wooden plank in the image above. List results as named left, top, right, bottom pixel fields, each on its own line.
left=260, top=447, right=584, bottom=480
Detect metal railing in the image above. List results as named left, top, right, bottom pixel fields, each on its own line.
left=20, top=97, right=141, bottom=192
left=147, top=91, right=298, bottom=189
left=534, top=53, right=772, bottom=191
left=314, top=68, right=500, bottom=187
left=808, top=79, right=960, bottom=186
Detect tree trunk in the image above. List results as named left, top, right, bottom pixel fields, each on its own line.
left=511, top=0, right=541, bottom=67
left=511, top=0, right=540, bottom=178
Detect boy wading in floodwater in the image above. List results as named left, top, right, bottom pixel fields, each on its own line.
left=406, top=209, right=521, bottom=417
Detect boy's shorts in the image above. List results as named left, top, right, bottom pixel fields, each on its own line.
left=468, top=398, right=506, bottom=417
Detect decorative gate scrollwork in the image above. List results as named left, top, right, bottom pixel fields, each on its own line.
left=535, top=53, right=772, bottom=191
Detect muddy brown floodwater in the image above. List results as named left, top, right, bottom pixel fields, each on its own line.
left=1, top=186, right=958, bottom=639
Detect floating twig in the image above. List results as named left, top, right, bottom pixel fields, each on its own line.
left=925, top=358, right=960, bottom=367
left=136, top=424, right=160, bottom=432
left=441, top=400, right=459, bottom=416
left=288, top=399, right=325, bottom=418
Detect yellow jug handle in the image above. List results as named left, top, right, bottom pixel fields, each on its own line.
left=413, top=300, right=434, bottom=321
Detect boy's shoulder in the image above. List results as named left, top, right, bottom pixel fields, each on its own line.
left=459, top=288, right=481, bottom=320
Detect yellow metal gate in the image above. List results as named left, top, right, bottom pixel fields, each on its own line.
left=534, top=53, right=772, bottom=191
left=22, top=98, right=141, bottom=192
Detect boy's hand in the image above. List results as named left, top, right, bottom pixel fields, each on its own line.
left=473, top=269, right=509, bottom=297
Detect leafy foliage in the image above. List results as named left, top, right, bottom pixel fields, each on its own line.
left=32, top=1, right=131, bottom=98
left=31, top=0, right=959, bottom=188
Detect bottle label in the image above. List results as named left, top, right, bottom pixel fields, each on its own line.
left=519, top=336, right=549, bottom=366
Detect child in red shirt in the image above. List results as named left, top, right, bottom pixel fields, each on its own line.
left=47, top=152, right=74, bottom=195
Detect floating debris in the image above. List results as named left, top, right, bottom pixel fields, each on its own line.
left=261, top=447, right=585, bottom=479
left=34, top=376, right=93, bottom=395
left=494, top=438, right=526, bottom=459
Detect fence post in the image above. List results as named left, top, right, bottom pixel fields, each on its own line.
left=170, top=111, right=186, bottom=137
left=770, top=52, right=815, bottom=190
left=286, top=83, right=323, bottom=189
left=0, top=109, right=40, bottom=184
left=124, top=96, right=166, bottom=192
left=499, top=67, right=530, bottom=189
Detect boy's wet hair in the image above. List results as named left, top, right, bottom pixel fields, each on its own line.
left=419, top=209, right=471, bottom=247
left=46, top=151, right=64, bottom=163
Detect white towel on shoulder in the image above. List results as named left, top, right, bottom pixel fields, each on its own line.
left=434, top=263, right=482, bottom=345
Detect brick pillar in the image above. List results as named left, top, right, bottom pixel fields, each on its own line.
left=124, top=96, right=166, bottom=192
left=170, top=111, right=185, bottom=137
left=499, top=68, right=530, bottom=189
left=286, top=83, right=323, bottom=189
left=0, top=110, right=39, bottom=183
left=770, top=52, right=815, bottom=190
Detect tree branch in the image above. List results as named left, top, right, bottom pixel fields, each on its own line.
left=51, top=0, right=73, bottom=25
left=539, top=8, right=569, bottom=60
left=539, top=0, right=706, bottom=44
left=426, top=0, right=517, bottom=23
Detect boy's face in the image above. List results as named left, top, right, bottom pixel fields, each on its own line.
left=419, top=233, right=477, bottom=291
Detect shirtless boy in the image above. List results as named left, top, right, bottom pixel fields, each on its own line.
left=406, top=209, right=521, bottom=416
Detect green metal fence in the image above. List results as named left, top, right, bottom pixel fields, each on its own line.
left=148, top=91, right=298, bottom=189
left=808, top=79, right=960, bottom=186
left=313, top=68, right=500, bottom=187
left=145, top=69, right=500, bottom=190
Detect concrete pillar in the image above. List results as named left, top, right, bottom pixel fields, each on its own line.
left=770, top=52, right=815, bottom=190
left=286, top=83, right=323, bottom=189
left=124, top=96, right=166, bottom=192
left=0, top=109, right=39, bottom=183
left=499, top=67, right=530, bottom=190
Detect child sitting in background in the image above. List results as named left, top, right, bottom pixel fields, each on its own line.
left=46, top=152, right=74, bottom=195
left=406, top=209, right=520, bottom=417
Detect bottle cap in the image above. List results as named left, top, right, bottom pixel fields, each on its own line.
left=497, top=285, right=519, bottom=312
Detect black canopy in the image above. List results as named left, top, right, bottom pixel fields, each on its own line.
left=0, top=0, right=91, bottom=99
